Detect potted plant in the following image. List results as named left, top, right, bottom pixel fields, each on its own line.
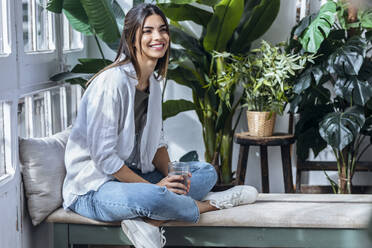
left=288, top=0, right=372, bottom=194
left=233, top=40, right=312, bottom=137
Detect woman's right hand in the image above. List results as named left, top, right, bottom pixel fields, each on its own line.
left=156, top=175, right=188, bottom=195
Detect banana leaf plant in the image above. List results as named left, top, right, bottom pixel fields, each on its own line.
left=155, top=0, right=280, bottom=184
left=288, top=0, right=372, bottom=194
left=47, top=0, right=124, bottom=88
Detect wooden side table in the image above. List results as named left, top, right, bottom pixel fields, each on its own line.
left=234, top=132, right=296, bottom=193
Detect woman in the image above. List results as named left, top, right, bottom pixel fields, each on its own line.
left=62, top=3, right=257, bottom=248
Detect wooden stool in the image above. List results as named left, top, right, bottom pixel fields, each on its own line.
left=234, top=132, right=295, bottom=193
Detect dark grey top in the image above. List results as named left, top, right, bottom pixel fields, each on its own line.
left=125, top=88, right=149, bottom=168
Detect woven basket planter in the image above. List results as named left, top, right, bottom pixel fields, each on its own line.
left=247, top=111, right=276, bottom=137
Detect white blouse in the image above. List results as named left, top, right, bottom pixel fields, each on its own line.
left=62, top=62, right=166, bottom=209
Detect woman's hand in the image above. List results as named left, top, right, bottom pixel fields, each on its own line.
left=157, top=172, right=192, bottom=195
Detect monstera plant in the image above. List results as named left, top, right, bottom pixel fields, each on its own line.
left=289, top=0, right=372, bottom=194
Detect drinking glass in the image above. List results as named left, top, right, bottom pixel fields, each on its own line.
left=168, top=161, right=189, bottom=188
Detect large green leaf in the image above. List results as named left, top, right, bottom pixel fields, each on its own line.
left=293, top=13, right=317, bottom=38
left=162, top=99, right=196, bottom=120
left=334, top=76, right=372, bottom=106
left=159, top=4, right=212, bottom=27
left=299, top=1, right=337, bottom=53
left=319, top=106, right=365, bottom=150
left=230, top=0, right=279, bottom=54
left=167, top=66, right=205, bottom=98
left=47, top=0, right=63, bottom=13
left=50, top=72, right=94, bottom=82
left=170, top=26, right=204, bottom=56
left=112, top=0, right=125, bottom=33
left=295, top=104, right=331, bottom=160
left=203, top=0, right=244, bottom=52
left=196, top=0, right=221, bottom=6
left=80, top=0, right=120, bottom=43
left=366, top=30, right=372, bottom=41
left=71, top=58, right=113, bottom=73
left=293, top=65, right=323, bottom=94
left=179, top=150, right=199, bottom=162
left=157, top=0, right=196, bottom=4
left=327, top=37, right=367, bottom=76
left=63, top=0, right=93, bottom=35
left=359, top=9, right=372, bottom=28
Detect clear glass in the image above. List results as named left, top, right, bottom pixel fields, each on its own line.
left=63, top=13, right=83, bottom=52
left=0, top=0, right=11, bottom=55
left=24, top=0, right=55, bottom=52
left=0, top=102, right=5, bottom=176
left=168, top=161, right=189, bottom=187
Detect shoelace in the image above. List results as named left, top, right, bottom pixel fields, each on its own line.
left=215, top=190, right=241, bottom=209
left=160, top=227, right=166, bottom=247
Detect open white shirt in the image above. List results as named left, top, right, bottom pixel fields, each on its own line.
left=62, top=62, right=166, bottom=209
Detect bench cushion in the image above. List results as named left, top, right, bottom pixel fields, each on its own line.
left=19, top=128, right=71, bottom=226
left=46, top=193, right=372, bottom=229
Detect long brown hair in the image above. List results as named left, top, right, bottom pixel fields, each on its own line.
left=86, top=3, right=170, bottom=86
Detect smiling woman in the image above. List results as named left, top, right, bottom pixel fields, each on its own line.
left=61, top=3, right=257, bottom=248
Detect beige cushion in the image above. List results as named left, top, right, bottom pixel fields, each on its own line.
left=19, top=128, right=71, bottom=226
left=46, top=193, right=372, bottom=229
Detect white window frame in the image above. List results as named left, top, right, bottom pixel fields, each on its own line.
left=0, top=0, right=11, bottom=56
left=62, top=13, right=84, bottom=53
left=24, top=0, right=55, bottom=53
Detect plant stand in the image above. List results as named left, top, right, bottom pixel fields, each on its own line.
left=234, top=132, right=295, bottom=193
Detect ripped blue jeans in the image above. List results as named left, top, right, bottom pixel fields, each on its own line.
left=69, top=161, right=217, bottom=223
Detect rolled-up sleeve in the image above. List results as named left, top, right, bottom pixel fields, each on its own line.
left=86, top=73, right=125, bottom=175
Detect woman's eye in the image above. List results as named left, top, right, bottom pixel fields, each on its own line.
left=160, top=28, right=168, bottom=32
left=143, top=30, right=151, bottom=33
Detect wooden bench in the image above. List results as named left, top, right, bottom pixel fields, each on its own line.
left=46, top=193, right=372, bottom=248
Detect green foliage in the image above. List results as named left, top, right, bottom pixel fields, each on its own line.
left=233, top=40, right=312, bottom=114
left=159, top=0, right=280, bottom=184
left=47, top=0, right=63, bottom=13
left=230, top=0, right=280, bottom=53
left=162, top=99, right=195, bottom=120
left=289, top=0, right=372, bottom=193
left=179, top=150, right=199, bottom=162
left=298, top=1, right=337, bottom=53
left=203, top=0, right=244, bottom=52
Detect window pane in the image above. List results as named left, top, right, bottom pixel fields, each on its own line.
left=24, top=0, right=55, bottom=52
left=50, top=87, right=61, bottom=133
left=32, top=92, right=46, bottom=137
left=63, top=13, right=83, bottom=52
left=296, top=0, right=309, bottom=23
left=0, top=0, right=11, bottom=55
left=0, top=102, right=5, bottom=176
left=17, top=99, right=26, bottom=138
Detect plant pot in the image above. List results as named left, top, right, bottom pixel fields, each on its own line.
left=247, top=111, right=276, bottom=137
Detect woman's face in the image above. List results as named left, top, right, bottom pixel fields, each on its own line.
left=135, top=14, right=169, bottom=62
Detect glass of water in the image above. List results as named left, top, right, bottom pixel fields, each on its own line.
left=168, top=161, right=189, bottom=188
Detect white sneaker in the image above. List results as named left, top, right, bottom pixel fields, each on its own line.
left=203, top=185, right=258, bottom=209
left=121, top=218, right=166, bottom=248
